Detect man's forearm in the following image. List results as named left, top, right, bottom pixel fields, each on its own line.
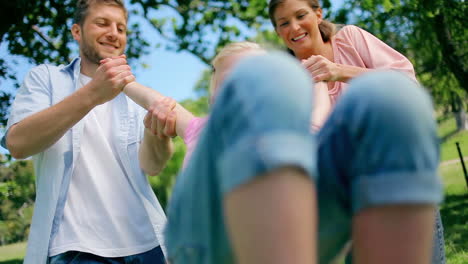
left=7, top=88, right=98, bottom=159
left=139, top=130, right=174, bottom=176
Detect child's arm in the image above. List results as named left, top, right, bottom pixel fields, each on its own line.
left=310, top=81, right=331, bottom=131
left=123, top=81, right=195, bottom=139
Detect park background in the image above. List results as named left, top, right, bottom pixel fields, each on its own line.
left=0, top=0, right=466, bottom=263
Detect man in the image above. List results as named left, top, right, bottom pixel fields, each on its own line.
left=2, top=0, right=171, bottom=263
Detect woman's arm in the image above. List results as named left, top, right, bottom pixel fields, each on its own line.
left=311, top=81, right=332, bottom=131
left=302, top=55, right=373, bottom=83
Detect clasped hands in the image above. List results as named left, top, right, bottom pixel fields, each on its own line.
left=100, top=55, right=178, bottom=140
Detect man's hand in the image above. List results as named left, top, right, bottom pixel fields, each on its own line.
left=86, top=55, right=135, bottom=105
left=144, top=96, right=177, bottom=139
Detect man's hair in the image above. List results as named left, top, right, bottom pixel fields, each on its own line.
left=73, top=0, right=128, bottom=26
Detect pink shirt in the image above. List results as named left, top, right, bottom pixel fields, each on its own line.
left=182, top=117, right=209, bottom=168
left=329, top=25, right=416, bottom=105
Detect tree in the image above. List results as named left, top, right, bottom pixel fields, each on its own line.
left=0, top=157, right=35, bottom=245
left=130, top=0, right=269, bottom=64
left=335, top=0, right=467, bottom=129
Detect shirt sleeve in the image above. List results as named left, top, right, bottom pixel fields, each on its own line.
left=181, top=116, right=208, bottom=168
left=342, top=25, right=417, bottom=81
left=136, top=104, right=147, bottom=142
left=2, top=65, right=52, bottom=149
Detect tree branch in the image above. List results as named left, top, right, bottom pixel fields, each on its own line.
left=32, top=25, right=59, bottom=52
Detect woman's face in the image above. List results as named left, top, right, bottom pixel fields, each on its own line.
left=273, top=0, right=323, bottom=57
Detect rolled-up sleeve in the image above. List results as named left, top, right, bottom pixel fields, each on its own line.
left=1, top=65, right=51, bottom=149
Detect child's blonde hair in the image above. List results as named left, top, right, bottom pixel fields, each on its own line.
left=209, top=41, right=263, bottom=97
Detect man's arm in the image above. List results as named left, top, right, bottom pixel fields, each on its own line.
left=139, top=129, right=174, bottom=176
left=7, top=58, right=134, bottom=159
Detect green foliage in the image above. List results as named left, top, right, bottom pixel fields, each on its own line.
left=338, top=0, right=467, bottom=117
left=193, top=69, right=212, bottom=97
left=131, top=0, right=270, bottom=64
left=148, top=137, right=186, bottom=210
left=0, top=158, right=35, bottom=245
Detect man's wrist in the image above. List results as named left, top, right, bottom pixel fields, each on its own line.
left=77, top=82, right=101, bottom=107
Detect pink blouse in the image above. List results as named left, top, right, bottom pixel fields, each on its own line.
left=329, top=25, right=416, bottom=105
left=181, top=26, right=416, bottom=165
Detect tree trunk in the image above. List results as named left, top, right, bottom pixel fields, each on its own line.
left=454, top=110, right=468, bottom=131
left=433, top=10, right=468, bottom=94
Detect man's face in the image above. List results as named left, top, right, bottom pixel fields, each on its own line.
left=73, top=3, right=127, bottom=64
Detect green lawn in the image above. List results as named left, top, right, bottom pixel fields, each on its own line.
left=0, top=242, right=25, bottom=263
left=438, top=114, right=468, bottom=162
left=439, top=163, right=468, bottom=264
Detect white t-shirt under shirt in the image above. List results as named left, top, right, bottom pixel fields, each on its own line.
left=49, top=74, right=158, bottom=257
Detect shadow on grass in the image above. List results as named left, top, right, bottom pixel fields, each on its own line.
left=440, top=192, right=468, bottom=258
left=0, top=260, right=23, bottom=264
left=437, top=114, right=452, bottom=124
left=440, top=129, right=461, bottom=143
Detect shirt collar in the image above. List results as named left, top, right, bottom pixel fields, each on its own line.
left=61, top=57, right=82, bottom=82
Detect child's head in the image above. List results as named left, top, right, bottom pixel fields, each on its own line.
left=209, top=41, right=264, bottom=103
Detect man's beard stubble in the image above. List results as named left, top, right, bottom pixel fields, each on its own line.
left=81, top=34, right=103, bottom=65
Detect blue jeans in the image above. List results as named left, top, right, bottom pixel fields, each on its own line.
left=165, top=52, right=444, bottom=263
left=48, top=246, right=165, bottom=264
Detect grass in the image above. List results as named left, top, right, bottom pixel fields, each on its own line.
left=438, top=114, right=468, bottom=162
left=0, top=242, right=25, bottom=263
left=439, top=163, right=468, bottom=264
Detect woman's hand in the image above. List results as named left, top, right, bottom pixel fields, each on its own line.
left=301, top=55, right=341, bottom=82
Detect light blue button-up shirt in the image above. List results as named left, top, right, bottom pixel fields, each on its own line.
left=2, top=58, right=167, bottom=264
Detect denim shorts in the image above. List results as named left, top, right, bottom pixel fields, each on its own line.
left=164, top=53, right=444, bottom=264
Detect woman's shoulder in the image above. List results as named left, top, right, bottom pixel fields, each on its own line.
left=335, top=25, right=366, bottom=38
left=334, top=25, right=380, bottom=47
